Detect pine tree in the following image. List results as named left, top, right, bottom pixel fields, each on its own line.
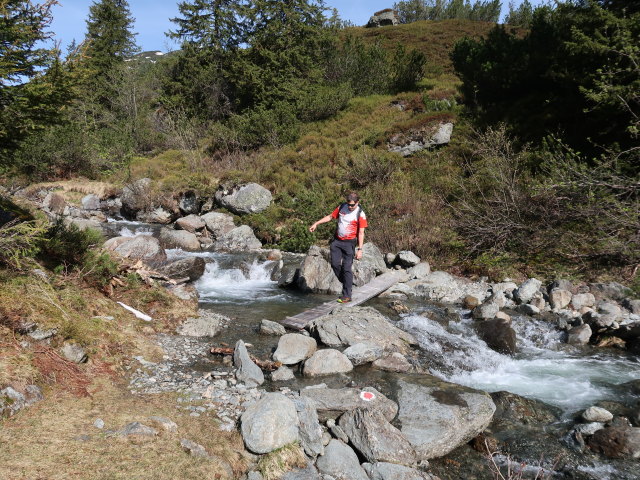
left=0, top=0, right=59, bottom=164
left=84, top=0, right=138, bottom=79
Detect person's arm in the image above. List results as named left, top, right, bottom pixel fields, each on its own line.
left=355, top=227, right=365, bottom=260
left=309, top=214, right=333, bottom=232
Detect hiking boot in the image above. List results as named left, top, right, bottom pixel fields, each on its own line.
left=337, top=296, right=351, bottom=303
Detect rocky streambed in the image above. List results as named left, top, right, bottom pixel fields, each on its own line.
left=5, top=182, right=640, bottom=479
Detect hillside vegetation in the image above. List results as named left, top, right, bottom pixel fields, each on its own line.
left=1, top=0, right=638, bottom=287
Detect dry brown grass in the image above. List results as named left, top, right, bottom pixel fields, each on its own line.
left=0, top=379, right=246, bottom=480
left=23, top=179, right=119, bottom=202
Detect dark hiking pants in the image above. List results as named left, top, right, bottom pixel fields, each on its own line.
left=330, top=238, right=356, bottom=298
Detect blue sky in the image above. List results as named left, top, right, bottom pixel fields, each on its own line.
left=50, top=0, right=544, bottom=53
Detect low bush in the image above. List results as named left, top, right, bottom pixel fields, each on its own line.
left=37, top=221, right=104, bottom=272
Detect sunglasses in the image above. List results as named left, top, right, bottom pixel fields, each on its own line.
left=347, top=203, right=358, bottom=207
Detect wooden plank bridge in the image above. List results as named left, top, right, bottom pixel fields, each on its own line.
left=281, top=270, right=408, bottom=330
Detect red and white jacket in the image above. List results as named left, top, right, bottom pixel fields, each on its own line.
left=331, top=204, right=368, bottom=240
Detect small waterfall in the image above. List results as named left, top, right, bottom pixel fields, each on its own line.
left=400, top=312, right=640, bottom=414
left=196, top=258, right=286, bottom=305
left=118, top=226, right=153, bottom=237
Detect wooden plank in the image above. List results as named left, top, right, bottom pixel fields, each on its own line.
left=281, top=270, right=407, bottom=330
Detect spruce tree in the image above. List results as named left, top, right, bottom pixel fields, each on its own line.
left=84, top=0, right=138, bottom=80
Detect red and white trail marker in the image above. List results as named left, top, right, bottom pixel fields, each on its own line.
left=360, top=391, right=376, bottom=402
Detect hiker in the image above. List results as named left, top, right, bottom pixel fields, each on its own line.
left=309, top=192, right=367, bottom=303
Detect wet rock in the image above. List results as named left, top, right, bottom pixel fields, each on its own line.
left=495, top=311, right=511, bottom=322
left=513, top=278, right=542, bottom=304
left=300, top=386, right=398, bottom=422
left=406, top=262, right=431, bottom=280
left=490, top=391, right=561, bottom=427
left=343, top=343, right=383, bottom=366
left=158, top=256, right=206, bottom=282
left=567, top=324, right=592, bottom=345
left=588, top=426, right=640, bottom=458
left=572, top=293, right=596, bottom=310
left=582, top=407, right=614, bottom=423
left=61, top=343, right=88, bottom=363
left=472, top=301, right=499, bottom=320
left=294, top=397, right=324, bottom=457
left=215, top=183, right=272, bottom=215
left=273, top=334, right=317, bottom=365
left=176, top=311, right=227, bottom=337
left=339, top=408, right=417, bottom=465
left=517, top=304, right=540, bottom=316
left=159, top=228, right=201, bottom=251
left=214, top=225, right=262, bottom=251
left=260, top=319, right=286, bottom=336
left=363, top=462, right=432, bottom=480
left=234, top=340, right=264, bottom=387
left=272, top=366, right=295, bottom=382
left=103, top=235, right=167, bottom=264
left=372, top=353, right=412, bottom=373
left=240, top=393, right=299, bottom=454
left=303, top=349, right=353, bottom=377
left=310, top=306, right=416, bottom=353
left=315, top=440, right=369, bottom=480
left=549, top=289, right=573, bottom=310
left=175, top=214, right=205, bottom=233
left=397, top=378, right=496, bottom=460
left=476, top=318, right=516, bottom=355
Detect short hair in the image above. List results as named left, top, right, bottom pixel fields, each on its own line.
left=346, top=192, right=359, bottom=202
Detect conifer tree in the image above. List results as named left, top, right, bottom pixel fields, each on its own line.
left=0, top=0, right=58, bottom=164
left=84, top=0, right=138, bottom=80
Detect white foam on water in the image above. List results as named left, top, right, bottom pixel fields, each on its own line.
left=400, top=313, right=640, bottom=414
left=195, top=259, right=283, bottom=305
left=118, top=226, right=153, bottom=237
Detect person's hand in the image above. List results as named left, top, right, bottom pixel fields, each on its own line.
left=309, top=224, right=317, bottom=233
left=355, top=249, right=363, bottom=260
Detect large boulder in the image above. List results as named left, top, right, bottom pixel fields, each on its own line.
left=136, top=206, right=174, bottom=224
left=339, top=408, right=417, bottom=465
left=412, top=271, right=488, bottom=304
left=343, top=343, right=383, bottom=366
left=395, top=251, right=421, bottom=268
left=121, top=178, right=152, bottom=217
left=103, top=235, right=167, bottom=264
left=300, top=386, right=398, bottom=422
left=178, top=190, right=200, bottom=215
left=159, top=228, right=201, bottom=251
left=315, top=440, right=369, bottom=480
left=81, top=194, right=101, bottom=210
left=213, top=225, right=262, bottom=251
left=396, top=378, right=496, bottom=460
left=303, top=349, right=353, bottom=377
left=215, top=183, right=272, bottom=215
left=309, top=306, right=416, bottom=353
left=158, top=256, right=206, bottom=282
left=366, top=9, right=400, bottom=28
left=387, top=123, right=454, bottom=157
left=43, top=191, right=66, bottom=215
left=572, top=293, right=596, bottom=310
left=240, top=393, right=299, bottom=454
left=296, top=244, right=387, bottom=294
left=273, top=334, right=317, bottom=365
left=549, top=288, right=573, bottom=310
left=476, top=318, right=517, bottom=354
left=567, top=324, right=592, bottom=345
left=201, top=212, right=235, bottom=239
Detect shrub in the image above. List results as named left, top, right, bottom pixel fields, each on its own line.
left=278, top=221, right=316, bottom=253
left=296, top=83, right=353, bottom=122
left=229, top=102, right=300, bottom=148
left=38, top=221, right=104, bottom=271
left=0, top=220, right=47, bottom=271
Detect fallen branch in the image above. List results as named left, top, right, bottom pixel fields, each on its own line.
left=210, top=347, right=282, bottom=371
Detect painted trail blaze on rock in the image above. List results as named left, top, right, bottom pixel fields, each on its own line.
left=361, top=391, right=376, bottom=401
